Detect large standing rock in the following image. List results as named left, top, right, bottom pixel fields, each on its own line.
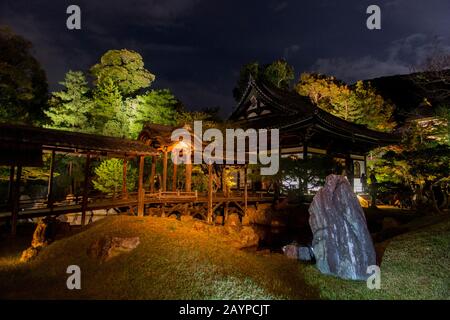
left=309, top=175, right=376, bottom=280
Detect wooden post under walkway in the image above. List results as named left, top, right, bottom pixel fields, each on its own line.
left=150, top=155, right=156, bottom=193
left=81, top=153, right=91, bottom=226
left=7, top=166, right=15, bottom=206
left=162, top=149, right=168, bottom=192
left=207, top=163, right=213, bottom=223
left=137, top=155, right=145, bottom=217
left=122, top=158, right=128, bottom=199
left=172, top=161, right=177, bottom=191
left=185, top=162, right=192, bottom=192
left=47, top=150, right=56, bottom=211
left=11, top=165, right=22, bottom=236
left=244, top=166, right=248, bottom=216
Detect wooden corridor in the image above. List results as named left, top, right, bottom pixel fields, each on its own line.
left=0, top=191, right=274, bottom=223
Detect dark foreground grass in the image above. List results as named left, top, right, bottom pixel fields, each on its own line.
left=0, top=216, right=320, bottom=299
left=0, top=215, right=448, bottom=299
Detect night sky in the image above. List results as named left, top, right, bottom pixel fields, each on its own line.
left=1, top=0, right=449, bottom=117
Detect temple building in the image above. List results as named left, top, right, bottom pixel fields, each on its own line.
left=228, top=78, right=400, bottom=193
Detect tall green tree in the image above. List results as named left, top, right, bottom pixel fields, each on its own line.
left=92, top=78, right=129, bottom=137
left=45, top=71, right=92, bottom=132
left=128, top=89, right=179, bottom=138
left=90, top=49, right=155, bottom=96
left=0, top=26, right=48, bottom=124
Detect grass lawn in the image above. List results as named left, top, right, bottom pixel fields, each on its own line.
left=0, top=215, right=449, bottom=299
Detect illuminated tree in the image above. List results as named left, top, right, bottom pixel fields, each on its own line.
left=90, top=49, right=155, bottom=96
left=45, top=71, right=93, bottom=132
left=296, top=73, right=396, bottom=132
left=92, top=159, right=137, bottom=195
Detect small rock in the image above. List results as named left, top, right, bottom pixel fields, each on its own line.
left=282, top=243, right=314, bottom=261
left=193, top=221, right=209, bottom=232
left=225, top=213, right=241, bottom=227
left=20, top=247, right=40, bottom=262
left=215, top=216, right=224, bottom=225
left=180, top=215, right=194, bottom=222
left=87, top=236, right=140, bottom=262
left=241, top=216, right=251, bottom=226
left=238, top=226, right=259, bottom=248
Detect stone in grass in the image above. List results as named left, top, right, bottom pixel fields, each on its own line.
left=87, top=236, right=140, bottom=262
left=309, top=174, right=376, bottom=280
left=282, top=243, right=314, bottom=261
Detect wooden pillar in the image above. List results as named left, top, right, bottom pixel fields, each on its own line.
left=11, top=165, right=22, bottom=236
left=150, top=155, right=156, bottom=193
left=185, top=162, right=192, bottom=192
left=122, top=158, right=128, bottom=199
left=81, top=153, right=91, bottom=226
left=47, top=150, right=56, bottom=210
left=162, top=149, right=168, bottom=192
left=7, top=166, right=15, bottom=205
left=224, top=201, right=229, bottom=224
left=172, top=161, right=177, bottom=191
left=207, top=163, right=213, bottom=223
left=137, top=155, right=145, bottom=217
left=244, top=166, right=248, bottom=216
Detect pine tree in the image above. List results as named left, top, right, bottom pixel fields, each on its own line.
left=45, top=71, right=92, bottom=132
left=92, top=159, right=137, bottom=194
left=128, top=89, right=179, bottom=138
left=92, top=78, right=129, bottom=137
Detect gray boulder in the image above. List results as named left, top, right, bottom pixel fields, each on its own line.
left=309, top=174, right=376, bottom=280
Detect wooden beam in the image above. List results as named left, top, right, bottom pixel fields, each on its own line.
left=162, top=149, right=168, bottom=192
left=81, top=153, right=91, bottom=226
left=122, top=158, right=128, bottom=199
left=47, top=150, right=56, bottom=210
left=207, top=163, right=213, bottom=223
left=185, top=162, right=192, bottom=192
left=244, top=166, right=248, bottom=216
left=150, top=155, right=156, bottom=193
left=172, top=161, right=177, bottom=191
left=11, top=165, right=22, bottom=236
left=137, top=155, right=145, bottom=217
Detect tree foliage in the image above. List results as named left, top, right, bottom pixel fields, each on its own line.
left=90, top=49, right=155, bottom=96
left=296, top=73, right=396, bottom=132
left=233, top=60, right=294, bottom=101
left=128, top=89, right=179, bottom=138
left=92, top=159, right=137, bottom=194
left=45, top=71, right=93, bottom=132
left=0, top=26, right=48, bottom=124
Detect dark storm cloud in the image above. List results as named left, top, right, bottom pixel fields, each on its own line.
left=1, top=0, right=449, bottom=117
